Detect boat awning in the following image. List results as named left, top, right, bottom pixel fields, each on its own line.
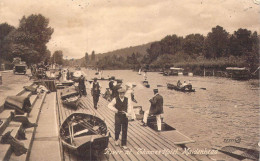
left=226, top=67, right=248, bottom=71
left=170, top=67, right=184, bottom=71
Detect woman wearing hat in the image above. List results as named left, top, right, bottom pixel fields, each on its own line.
left=108, top=88, right=133, bottom=150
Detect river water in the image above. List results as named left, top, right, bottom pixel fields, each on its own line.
left=83, top=69, right=259, bottom=154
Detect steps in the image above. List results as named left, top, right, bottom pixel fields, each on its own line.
left=9, top=92, right=47, bottom=161
left=0, top=83, right=49, bottom=161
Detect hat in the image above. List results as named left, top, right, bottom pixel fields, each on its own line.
left=116, top=79, right=122, bottom=83
left=153, top=89, right=158, bottom=92
left=111, top=76, right=115, bottom=80
left=94, top=77, right=97, bottom=80
left=118, top=88, right=126, bottom=93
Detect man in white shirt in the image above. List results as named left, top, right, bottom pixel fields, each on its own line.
left=108, top=88, right=133, bottom=150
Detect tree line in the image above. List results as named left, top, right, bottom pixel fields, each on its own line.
left=95, top=25, right=259, bottom=72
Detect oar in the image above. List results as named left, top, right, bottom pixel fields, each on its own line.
left=67, top=122, right=73, bottom=144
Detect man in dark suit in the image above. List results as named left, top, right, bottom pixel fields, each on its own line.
left=91, top=78, right=101, bottom=109
left=111, top=79, right=122, bottom=99
left=142, top=89, right=164, bottom=131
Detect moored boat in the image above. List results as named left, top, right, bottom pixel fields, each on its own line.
left=60, top=87, right=80, bottom=109
left=167, top=83, right=195, bottom=92
left=60, top=113, right=109, bottom=157
left=142, top=80, right=150, bottom=88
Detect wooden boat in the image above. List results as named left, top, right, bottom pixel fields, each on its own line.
left=142, top=81, right=150, bottom=88
left=60, top=113, right=109, bottom=156
left=60, top=87, right=80, bottom=109
left=167, top=83, right=195, bottom=92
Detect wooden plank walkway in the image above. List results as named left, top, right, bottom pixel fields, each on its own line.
left=56, top=89, right=197, bottom=161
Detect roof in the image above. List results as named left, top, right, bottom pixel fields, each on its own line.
left=226, top=67, right=249, bottom=71
left=170, top=67, right=184, bottom=70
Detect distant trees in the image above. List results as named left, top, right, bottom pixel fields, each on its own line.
left=203, top=25, right=229, bottom=58
left=0, top=14, right=54, bottom=66
left=95, top=25, right=258, bottom=71
left=91, top=51, right=95, bottom=62
left=51, top=50, right=63, bottom=65
left=0, top=23, right=15, bottom=61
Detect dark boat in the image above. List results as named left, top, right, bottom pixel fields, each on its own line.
left=226, top=67, right=251, bottom=80
left=167, top=83, right=195, bottom=92
left=60, top=113, right=109, bottom=156
left=142, top=81, right=150, bottom=88
left=60, top=87, right=80, bottom=109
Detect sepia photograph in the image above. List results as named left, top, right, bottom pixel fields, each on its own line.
left=0, top=0, right=259, bottom=160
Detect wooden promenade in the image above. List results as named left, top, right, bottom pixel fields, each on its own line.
left=56, top=89, right=197, bottom=161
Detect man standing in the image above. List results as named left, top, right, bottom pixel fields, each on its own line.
left=111, top=79, right=122, bottom=99
left=78, top=74, right=87, bottom=97
left=91, top=78, right=101, bottom=109
left=108, top=88, right=133, bottom=150
left=142, top=89, right=164, bottom=131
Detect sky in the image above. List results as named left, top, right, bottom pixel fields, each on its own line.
left=0, top=0, right=259, bottom=59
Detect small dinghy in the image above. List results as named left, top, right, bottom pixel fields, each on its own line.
left=60, top=87, right=80, bottom=109
left=167, top=83, right=195, bottom=92
left=142, top=80, right=150, bottom=88
left=60, top=113, right=109, bottom=156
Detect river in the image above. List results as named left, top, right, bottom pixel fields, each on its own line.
left=82, top=69, right=259, bottom=156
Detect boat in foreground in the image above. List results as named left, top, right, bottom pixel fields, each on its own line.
left=60, top=113, right=109, bottom=156
left=167, top=83, right=195, bottom=92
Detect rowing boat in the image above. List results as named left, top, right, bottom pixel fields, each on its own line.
left=167, top=83, right=195, bottom=92
left=142, top=81, right=150, bottom=88
left=60, top=87, right=80, bottom=109
left=60, top=113, right=109, bottom=157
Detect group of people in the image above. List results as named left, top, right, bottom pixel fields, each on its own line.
left=107, top=76, right=164, bottom=150
left=71, top=72, right=164, bottom=150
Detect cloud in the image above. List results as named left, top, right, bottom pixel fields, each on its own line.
left=0, top=0, right=259, bottom=58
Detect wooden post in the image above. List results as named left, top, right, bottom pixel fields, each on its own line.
left=213, top=69, right=215, bottom=76
left=204, top=68, right=206, bottom=77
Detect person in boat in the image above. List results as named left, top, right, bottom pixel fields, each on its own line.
left=78, top=74, right=87, bottom=97
left=142, top=89, right=164, bottom=132
left=91, top=77, right=101, bottom=109
left=125, top=83, right=136, bottom=120
left=180, top=81, right=188, bottom=89
left=108, top=88, right=133, bottom=150
left=111, top=79, right=122, bottom=99
left=187, top=80, right=192, bottom=90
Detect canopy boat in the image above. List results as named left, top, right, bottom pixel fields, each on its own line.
left=226, top=67, right=251, bottom=80
left=142, top=81, right=150, bottom=88
left=167, top=83, right=195, bottom=92
left=60, top=87, right=80, bottom=109
left=60, top=113, right=109, bottom=157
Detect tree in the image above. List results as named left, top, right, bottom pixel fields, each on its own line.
left=231, top=28, right=253, bottom=56
left=51, top=50, right=63, bottom=65
left=0, top=23, right=15, bottom=61
left=146, top=42, right=162, bottom=62
left=203, top=25, right=229, bottom=58
left=160, top=34, right=183, bottom=55
left=183, top=34, right=204, bottom=56
left=91, top=50, right=95, bottom=62
left=5, top=14, right=54, bottom=64
left=85, top=52, right=89, bottom=65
